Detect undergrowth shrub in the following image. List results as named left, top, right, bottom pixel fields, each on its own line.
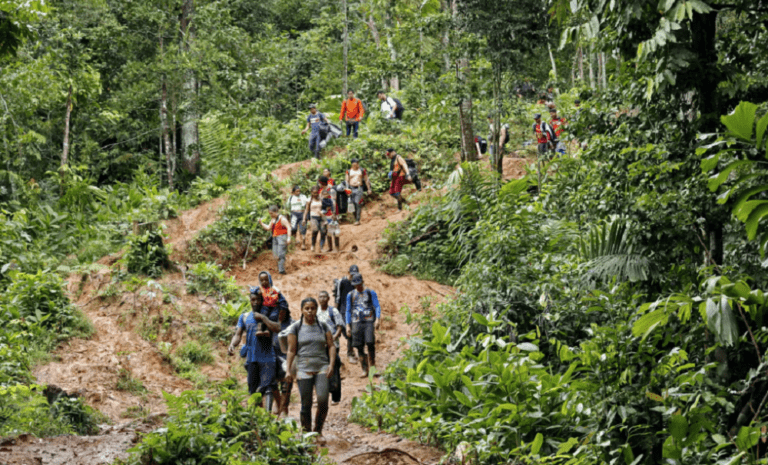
left=123, top=389, right=319, bottom=465
left=123, top=228, right=170, bottom=278
left=186, top=262, right=241, bottom=301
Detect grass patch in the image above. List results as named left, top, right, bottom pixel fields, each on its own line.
left=115, top=368, right=147, bottom=395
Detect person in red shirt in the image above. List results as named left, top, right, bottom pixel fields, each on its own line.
left=549, top=107, right=567, bottom=155
left=385, top=148, right=412, bottom=211
left=339, top=90, right=364, bottom=138
left=533, top=113, right=554, bottom=158
left=258, top=205, right=292, bottom=275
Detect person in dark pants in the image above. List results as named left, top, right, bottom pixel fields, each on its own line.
left=385, top=148, right=412, bottom=211
left=335, top=265, right=359, bottom=364
left=345, top=274, right=381, bottom=377
left=533, top=113, right=554, bottom=158
left=345, top=159, right=372, bottom=225
left=285, top=297, right=336, bottom=436
left=273, top=305, right=294, bottom=418
left=377, top=91, right=404, bottom=120
left=301, top=104, right=327, bottom=159
left=227, top=289, right=281, bottom=412
left=339, top=89, right=364, bottom=138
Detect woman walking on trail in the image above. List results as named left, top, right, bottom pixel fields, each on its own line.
left=303, top=186, right=326, bottom=253
left=258, top=205, right=291, bottom=275
left=287, top=186, right=309, bottom=250
left=284, top=297, right=337, bottom=436
left=385, top=148, right=412, bottom=211
left=345, top=158, right=371, bottom=225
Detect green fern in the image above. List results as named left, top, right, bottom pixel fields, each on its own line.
left=579, top=217, right=652, bottom=283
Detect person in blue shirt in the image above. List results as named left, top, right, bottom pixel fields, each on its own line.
left=227, top=287, right=281, bottom=412
left=301, top=104, right=328, bottom=160
left=345, top=273, right=381, bottom=377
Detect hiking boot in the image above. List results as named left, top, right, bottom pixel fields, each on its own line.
left=360, top=357, right=369, bottom=378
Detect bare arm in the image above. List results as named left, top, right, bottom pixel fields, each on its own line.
left=280, top=216, right=292, bottom=242
left=398, top=156, right=410, bottom=178
left=499, top=127, right=507, bottom=147
left=285, top=334, right=297, bottom=383
left=303, top=200, right=311, bottom=222
left=364, top=172, right=372, bottom=193
left=258, top=218, right=273, bottom=231
left=227, top=326, right=244, bottom=355
left=255, top=311, right=280, bottom=333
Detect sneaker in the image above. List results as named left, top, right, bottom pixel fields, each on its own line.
left=279, top=270, right=287, bottom=275
left=348, top=355, right=358, bottom=364
left=354, top=221, right=360, bottom=225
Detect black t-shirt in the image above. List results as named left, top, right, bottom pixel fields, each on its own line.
left=337, top=278, right=355, bottom=311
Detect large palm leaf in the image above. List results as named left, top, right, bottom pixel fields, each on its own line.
left=579, top=217, right=652, bottom=283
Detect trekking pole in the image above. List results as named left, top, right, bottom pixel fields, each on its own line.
left=242, top=231, right=254, bottom=269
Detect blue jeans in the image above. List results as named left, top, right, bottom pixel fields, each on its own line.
left=346, top=121, right=359, bottom=138
left=309, top=132, right=321, bottom=158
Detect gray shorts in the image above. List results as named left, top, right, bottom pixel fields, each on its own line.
left=352, top=320, right=375, bottom=347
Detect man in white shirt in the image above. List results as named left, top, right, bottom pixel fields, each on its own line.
left=377, top=91, right=404, bottom=120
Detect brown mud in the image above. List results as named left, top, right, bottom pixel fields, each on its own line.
left=1, top=159, right=453, bottom=465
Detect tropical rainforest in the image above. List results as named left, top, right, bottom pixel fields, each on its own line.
left=2, top=0, right=768, bottom=464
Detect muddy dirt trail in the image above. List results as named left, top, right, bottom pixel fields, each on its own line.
left=1, top=158, right=460, bottom=465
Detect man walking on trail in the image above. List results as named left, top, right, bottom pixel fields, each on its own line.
left=533, top=113, right=555, bottom=158
left=345, top=273, right=381, bottom=378
left=301, top=104, right=328, bottom=159
left=345, top=158, right=371, bottom=225
left=335, top=265, right=359, bottom=364
left=480, top=114, right=510, bottom=160
left=377, top=91, right=404, bottom=120
left=259, top=205, right=291, bottom=275
left=339, top=90, right=364, bottom=138
left=317, top=290, right=344, bottom=405
left=385, top=148, right=412, bottom=211
left=549, top=107, right=567, bottom=156
left=228, top=288, right=281, bottom=412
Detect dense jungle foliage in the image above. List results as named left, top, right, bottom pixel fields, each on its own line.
left=3, top=0, right=768, bottom=464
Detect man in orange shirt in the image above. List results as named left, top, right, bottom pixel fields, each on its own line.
left=339, top=90, right=364, bottom=139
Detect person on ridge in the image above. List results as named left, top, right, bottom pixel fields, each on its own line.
left=228, top=288, right=281, bottom=412
left=377, top=91, right=404, bottom=120
left=385, top=148, right=412, bottom=211
left=345, top=273, right=381, bottom=378
left=284, top=297, right=336, bottom=436
left=287, top=186, right=309, bottom=250
left=533, top=113, right=555, bottom=158
left=258, top=205, right=291, bottom=275
left=478, top=114, right=510, bottom=160
left=317, top=290, right=344, bottom=405
left=549, top=107, right=567, bottom=156
left=335, top=265, right=360, bottom=364
left=301, top=104, right=328, bottom=159
left=339, top=89, right=364, bottom=138
left=345, top=158, right=371, bottom=225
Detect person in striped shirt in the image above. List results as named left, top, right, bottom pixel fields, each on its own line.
left=339, top=90, right=364, bottom=138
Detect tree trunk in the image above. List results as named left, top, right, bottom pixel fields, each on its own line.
left=457, top=59, right=475, bottom=162
left=578, top=46, right=584, bottom=81
left=61, top=83, right=73, bottom=176
left=440, top=0, right=451, bottom=72
left=601, top=52, right=607, bottom=88
left=588, top=46, right=595, bottom=89
left=384, top=0, right=399, bottom=90
left=548, top=43, right=557, bottom=82
left=364, top=13, right=388, bottom=90
left=162, top=81, right=174, bottom=190
left=596, top=52, right=602, bottom=89
left=342, top=0, right=348, bottom=95
left=181, top=0, right=199, bottom=175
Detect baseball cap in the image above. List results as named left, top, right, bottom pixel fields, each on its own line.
left=350, top=273, right=363, bottom=285
left=534, top=113, right=542, bottom=119
left=386, top=148, right=395, bottom=153
left=549, top=107, right=557, bottom=113
left=309, top=103, right=316, bottom=109
left=349, top=265, right=359, bottom=274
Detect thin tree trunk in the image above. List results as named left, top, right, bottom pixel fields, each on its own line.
left=602, top=52, right=607, bottom=88
left=342, top=0, right=348, bottom=95
left=61, top=83, right=73, bottom=175
left=493, top=64, right=503, bottom=175
left=364, top=13, right=387, bottom=90
left=457, top=59, right=475, bottom=162
left=181, top=0, right=199, bottom=174
left=171, top=93, right=177, bottom=160
left=548, top=43, right=557, bottom=82
left=596, top=52, right=602, bottom=89
left=578, top=46, right=584, bottom=81
left=440, top=0, right=451, bottom=72
left=588, top=46, right=595, bottom=89
left=385, top=0, right=399, bottom=90
left=162, top=81, right=174, bottom=190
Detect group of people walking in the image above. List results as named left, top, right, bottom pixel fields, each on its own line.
left=227, top=265, right=381, bottom=437
left=303, top=90, right=405, bottom=159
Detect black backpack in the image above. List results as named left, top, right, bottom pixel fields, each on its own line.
left=393, top=98, right=404, bottom=111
